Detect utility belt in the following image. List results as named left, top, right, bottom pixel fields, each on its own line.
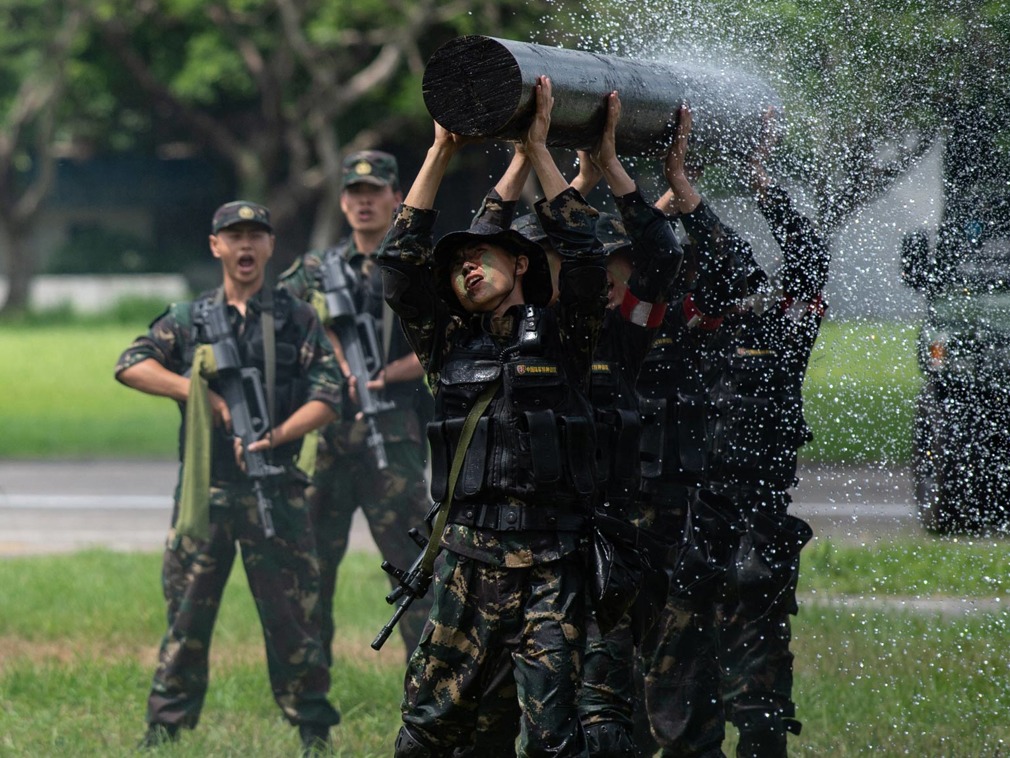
left=447, top=500, right=587, bottom=532
left=638, top=479, right=695, bottom=510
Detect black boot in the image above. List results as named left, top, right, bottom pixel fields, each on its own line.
left=299, top=723, right=331, bottom=756
left=137, top=723, right=180, bottom=750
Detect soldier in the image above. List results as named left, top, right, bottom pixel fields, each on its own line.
left=568, top=94, right=684, bottom=758
left=115, top=201, right=342, bottom=754
left=278, top=150, right=434, bottom=662
left=379, top=76, right=607, bottom=756
left=631, top=105, right=759, bottom=757
left=708, top=111, right=827, bottom=758
left=638, top=107, right=827, bottom=758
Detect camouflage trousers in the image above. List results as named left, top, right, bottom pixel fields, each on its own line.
left=309, top=433, right=433, bottom=662
left=633, top=484, right=725, bottom=757
left=398, top=550, right=589, bottom=757
left=146, top=480, right=339, bottom=730
left=635, top=487, right=809, bottom=757
left=715, top=487, right=810, bottom=741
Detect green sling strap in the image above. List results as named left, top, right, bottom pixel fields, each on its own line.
left=419, top=378, right=500, bottom=575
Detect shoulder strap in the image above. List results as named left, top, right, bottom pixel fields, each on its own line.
left=420, top=379, right=500, bottom=574
left=260, top=284, right=276, bottom=434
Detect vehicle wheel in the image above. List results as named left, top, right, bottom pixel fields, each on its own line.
left=913, top=383, right=962, bottom=534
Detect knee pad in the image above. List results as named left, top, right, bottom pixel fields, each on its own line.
left=395, top=725, right=434, bottom=758
left=584, top=721, right=640, bottom=758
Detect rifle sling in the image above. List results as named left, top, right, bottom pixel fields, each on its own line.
left=420, top=379, right=500, bottom=576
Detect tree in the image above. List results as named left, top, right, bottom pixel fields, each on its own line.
left=570, top=0, right=1010, bottom=236
left=87, top=0, right=559, bottom=265
left=0, top=0, right=86, bottom=314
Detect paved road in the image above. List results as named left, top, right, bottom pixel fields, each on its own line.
left=0, top=459, right=919, bottom=556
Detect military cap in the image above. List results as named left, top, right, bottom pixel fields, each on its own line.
left=342, top=150, right=399, bottom=190
left=433, top=219, right=554, bottom=308
left=596, top=213, right=632, bottom=257
left=211, top=201, right=272, bottom=234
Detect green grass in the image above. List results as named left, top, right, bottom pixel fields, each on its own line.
left=1, top=316, right=923, bottom=464
left=802, top=319, right=921, bottom=465
left=2, top=542, right=1009, bottom=756
left=0, top=323, right=179, bottom=458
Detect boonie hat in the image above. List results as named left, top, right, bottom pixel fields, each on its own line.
left=211, top=201, right=272, bottom=234
left=342, top=150, right=399, bottom=190
left=596, top=213, right=632, bottom=256
left=511, top=213, right=549, bottom=246
left=433, top=219, right=553, bottom=308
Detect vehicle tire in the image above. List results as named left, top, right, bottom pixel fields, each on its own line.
left=913, top=383, right=962, bottom=534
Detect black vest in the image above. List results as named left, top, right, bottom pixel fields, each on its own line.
left=707, top=308, right=811, bottom=490
left=188, top=288, right=308, bottom=482
left=427, top=304, right=597, bottom=509
left=636, top=317, right=713, bottom=485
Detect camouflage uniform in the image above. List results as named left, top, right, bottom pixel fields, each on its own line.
left=632, top=200, right=758, bottom=758
left=279, top=237, right=434, bottom=661
left=379, top=187, right=607, bottom=757
left=115, top=286, right=343, bottom=733
left=706, top=185, right=827, bottom=757
left=578, top=191, right=682, bottom=758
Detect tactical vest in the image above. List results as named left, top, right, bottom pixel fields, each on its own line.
left=427, top=304, right=597, bottom=510
left=187, top=288, right=308, bottom=481
left=707, top=309, right=811, bottom=490
left=636, top=319, right=712, bottom=486
left=589, top=313, right=644, bottom=507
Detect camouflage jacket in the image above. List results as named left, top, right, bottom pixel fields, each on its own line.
left=377, top=188, right=607, bottom=566
left=115, top=286, right=343, bottom=482
left=278, top=238, right=431, bottom=449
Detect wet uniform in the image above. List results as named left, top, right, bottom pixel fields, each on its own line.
left=379, top=187, right=607, bottom=757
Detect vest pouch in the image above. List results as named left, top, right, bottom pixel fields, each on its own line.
left=712, top=395, right=780, bottom=481
left=426, top=420, right=450, bottom=503
left=560, top=415, right=596, bottom=496
left=459, top=416, right=490, bottom=497
left=611, top=408, right=643, bottom=489
left=523, top=410, right=562, bottom=486
left=437, top=360, right=502, bottom=418
left=676, top=392, right=708, bottom=474
left=639, top=397, right=667, bottom=479
left=504, top=358, right=565, bottom=413
left=593, top=409, right=615, bottom=485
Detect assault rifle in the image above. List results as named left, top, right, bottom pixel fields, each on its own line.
left=320, top=253, right=392, bottom=470
left=371, top=526, right=432, bottom=650
left=198, top=301, right=285, bottom=538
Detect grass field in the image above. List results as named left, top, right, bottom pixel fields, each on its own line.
left=0, top=316, right=922, bottom=463
left=2, top=541, right=1008, bottom=756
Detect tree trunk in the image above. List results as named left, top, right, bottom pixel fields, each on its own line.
left=0, top=222, right=34, bottom=315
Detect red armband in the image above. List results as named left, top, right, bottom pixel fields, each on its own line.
left=780, top=293, right=826, bottom=319
left=619, top=290, right=668, bottom=328
left=682, top=292, right=724, bottom=331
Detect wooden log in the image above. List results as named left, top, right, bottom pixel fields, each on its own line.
left=422, top=35, right=781, bottom=160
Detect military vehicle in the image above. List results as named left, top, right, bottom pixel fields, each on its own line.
left=902, top=105, right=1010, bottom=534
